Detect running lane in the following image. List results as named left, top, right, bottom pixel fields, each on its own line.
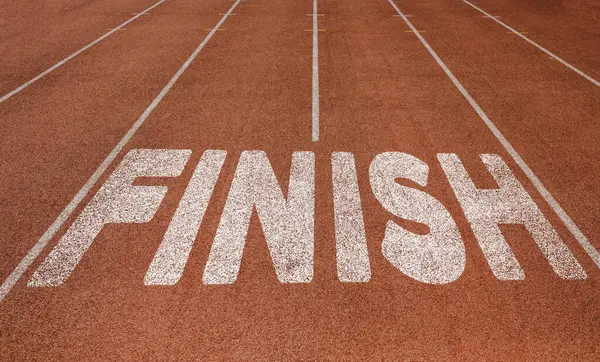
left=0, top=0, right=165, bottom=94
left=459, top=0, right=600, bottom=79
left=1, top=0, right=599, bottom=359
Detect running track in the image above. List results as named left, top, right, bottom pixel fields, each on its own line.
left=1, top=0, right=599, bottom=359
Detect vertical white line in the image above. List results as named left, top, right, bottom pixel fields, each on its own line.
left=0, top=0, right=169, bottom=104
left=462, top=0, right=600, bottom=88
left=312, top=0, right=320, bottom=142
left=0, top=0, right=243, bottom=303
left=385, top=0, right=600, bottom=269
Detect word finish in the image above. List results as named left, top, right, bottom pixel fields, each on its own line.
left=29, top=149, right=586, bottom=287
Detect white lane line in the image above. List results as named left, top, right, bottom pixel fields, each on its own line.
left=312, top=0, right=320, bottom=142
left=0, top=0, right=167, bottom=104
left=0, top=0, right=243, bottom=302
left=385, top=0, right=600, bottom=269
left=462, top=0, right=600, bottom=88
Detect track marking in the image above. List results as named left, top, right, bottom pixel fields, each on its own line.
left=507, top=31, right=528, bottom=35
left=370, top=153, right=466, bottom=284
left=145, top=150, right=226, bottom=286
left=312, top=0, right=320, bottom=142
left=439, top=154, right=586, bottom=280
left=332, top=153, right=371, bottom=283
left=462, top=0, right=600, bottom=88
left=384, top=0, right=600, bottom=269
left=205, top=29, right=226, bottom=31
left=0, top=0, right=167, bottom=104
left=106, top=28, right=127, bottom=31
left=29, top=149, right=193, bottom=287
left=0, top=0, right=244, bottom=303
left=405, top=30, right=425, bottom=33
left=203, top=151, right=315, bottom=285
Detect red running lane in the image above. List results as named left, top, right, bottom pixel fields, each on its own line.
left=0, top=0, right=167, bottom=95
left=460, top=0, right=600, bottom=81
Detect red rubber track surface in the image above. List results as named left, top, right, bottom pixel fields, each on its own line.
left=1, top=0, right=599, bottom=359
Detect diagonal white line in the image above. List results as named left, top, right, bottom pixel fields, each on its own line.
left=462, top=0, right=600, bottom=88
left=385, top=0, right=600, bottom=269
left=0, top=0, right=168, bottom=104
left=0, top=0, right=243, bottom=302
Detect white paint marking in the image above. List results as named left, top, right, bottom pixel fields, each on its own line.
left=332, top=152, right=371, bottom=283
left=29, top=149, right=191, bottom=286
left=203, top=151, right=315, bottom=284
left=462, top=0, right=600, bottom=88
left=312, top=0, right=320, bottom=142
left=0, top=0, right=243, bottom=302
left=145, top=150, right=226, bottom=285
left=370, top=152, right=466, bottom=284
left=385, top=0, right=600, bottom=270
left=0, top=0, right=167, bottom=104
left=439, top=154, right=586, bottom=280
